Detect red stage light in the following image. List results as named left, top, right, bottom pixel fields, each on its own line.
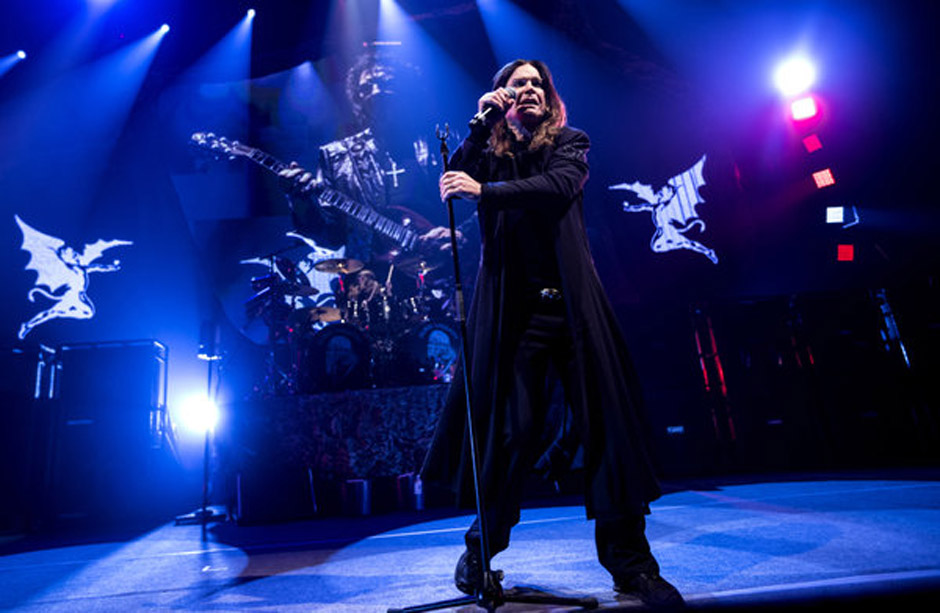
left=790, top=96, right=818, bottom=120
left=837, top=244, right=854, bottom=261
left=813, top=168, right=835, bottom=189
left=803, top=134, right=823, bottom=152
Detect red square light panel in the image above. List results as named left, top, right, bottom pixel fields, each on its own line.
left=837, top=244, right=854, bottom=262
left=813, top=168, right=835, bottom=189
left=803, top=134, right=823, bottom=153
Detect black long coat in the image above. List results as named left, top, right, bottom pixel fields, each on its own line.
left=421, top=126, right=661, bottom=519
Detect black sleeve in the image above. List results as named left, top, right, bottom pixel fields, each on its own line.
left=480, top=128, right=590, bottom=211
left=446, top=130, right=490, bottom=181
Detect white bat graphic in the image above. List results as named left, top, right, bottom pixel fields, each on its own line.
left=611, top=155, right=718, bottom=264
left=15, top=215, right=132, bottom=339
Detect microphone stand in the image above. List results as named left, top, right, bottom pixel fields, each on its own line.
left=388, top=125, right=597, bottom=613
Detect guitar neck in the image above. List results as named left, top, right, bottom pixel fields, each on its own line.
left=242, top=146, right=418, bottom=251
left=245, top=148, right=290, bottom=176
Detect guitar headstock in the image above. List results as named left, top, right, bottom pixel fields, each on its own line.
left=190, top=132, right=254, bottom=160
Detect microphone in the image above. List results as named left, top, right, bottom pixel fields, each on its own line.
left=468, top=87, right=517, bottom=131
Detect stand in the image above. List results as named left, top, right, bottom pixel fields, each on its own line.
left=175, top=323, right=226, bottom=539
left=387, top=127, right=597, bottom=612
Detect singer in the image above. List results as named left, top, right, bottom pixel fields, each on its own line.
left=423, top=59, right=684, bottom=608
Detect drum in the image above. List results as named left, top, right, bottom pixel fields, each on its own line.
left=396, top=322, right=460, bottom=385
left=298, top=323, right=371, bottom=393
left=345, top=294, right=396, bottom=335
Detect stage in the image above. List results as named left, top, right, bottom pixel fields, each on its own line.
left=2, top=1, right=940, bottom=611
left=3, top=470, right=939, bottom=611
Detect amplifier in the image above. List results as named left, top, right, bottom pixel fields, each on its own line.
left=44, top=340, right=180, bottom=523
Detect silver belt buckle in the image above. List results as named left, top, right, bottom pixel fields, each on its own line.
left=539, top=287, right=562, bottom=302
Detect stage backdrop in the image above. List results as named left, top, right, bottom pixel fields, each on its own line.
left=1, top=0, right=935, bottom=470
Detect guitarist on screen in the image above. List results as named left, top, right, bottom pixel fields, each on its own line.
left=277, top=49, right=467, bottom=272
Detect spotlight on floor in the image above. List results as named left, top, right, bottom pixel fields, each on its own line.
left=773, top=56, right=816, bottom=97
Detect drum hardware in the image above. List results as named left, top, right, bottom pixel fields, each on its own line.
left=394, top=256, right=439, bottom=279
left=243, top=242, right=463, bottom=393
left=288, top=306, right=343, bottom=330
left=250, top=274, right=319, bottom=297
left=250, top=272, right=278, bottom=291
left=296, top=323, right=371, bottom=394
left=313, top=257, right=364, bottom=275
left=274, top=256, right=310, bottom=287
left=242, top=250, right=324, bottom=396
left=398, top=322, right=459, bottom=384
left=282, top=285, right=320, bottom=297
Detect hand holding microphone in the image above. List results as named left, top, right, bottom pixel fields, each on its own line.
left=469, top=86, right=517, bottom=131
left=448, top=86, right=516, bottom=202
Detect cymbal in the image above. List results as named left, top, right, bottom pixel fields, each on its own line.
left=290, top=306, right=342, bottom=324
left=283, top=284, right=320, bottom=296
left=314, top=257, right=364, bottom=275
left=395, top=257, right=440, bottom=278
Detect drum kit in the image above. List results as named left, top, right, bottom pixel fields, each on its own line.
left=246, top=254, right=459, bottom=395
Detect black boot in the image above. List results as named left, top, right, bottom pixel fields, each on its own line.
left=454, top=548, right=481, bottom=595
left=614, top=572, right=685, bottom=609
left=454, top=548, right=504, bottom=595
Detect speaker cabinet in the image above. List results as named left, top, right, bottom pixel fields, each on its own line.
left=44, top=340, right=180, bottom=523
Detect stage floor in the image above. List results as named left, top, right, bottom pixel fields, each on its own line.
left=3, top=469, right=940, bottom=611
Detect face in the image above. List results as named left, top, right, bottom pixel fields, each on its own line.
left=355, top=63, right=400, bottom=122
left=505, top=63, right=548, bottom=130
left=357, top=64, right=395, bottom=103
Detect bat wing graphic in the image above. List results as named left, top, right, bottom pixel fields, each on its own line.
left=665, top=154, right=708, bottom=229
left=609, top=181, right=658, bottom=206
left=15, top=215, right=71, bottom=294
left=78, top=238, right=134, bottom=267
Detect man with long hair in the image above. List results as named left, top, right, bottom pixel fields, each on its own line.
left=423, top=59, right=684, bottom=608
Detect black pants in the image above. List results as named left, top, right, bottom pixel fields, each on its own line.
left=463, top=298, right=660, bottom=581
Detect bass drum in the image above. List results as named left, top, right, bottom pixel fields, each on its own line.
left=397, top=322, right=460, bottom=385
left=298, top=323, right=371, bottom=394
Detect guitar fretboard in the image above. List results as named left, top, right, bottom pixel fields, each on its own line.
left=240, top=145, right=418, bottom=251
left=248, top=149, right=289, bottom=175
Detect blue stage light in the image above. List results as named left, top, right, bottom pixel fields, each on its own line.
left=17, top=50, right=26, bottom=59
left=159, top=24, right=170, bottom=34
left=247, top=9, right=256, bottom=19
left=179, top=394, right=220, bottom=434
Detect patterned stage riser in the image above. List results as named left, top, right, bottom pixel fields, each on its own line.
left=218, top=384, right=449, bottom=521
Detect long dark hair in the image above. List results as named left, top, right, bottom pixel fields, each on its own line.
left=489, top=59, right=567, bottom=157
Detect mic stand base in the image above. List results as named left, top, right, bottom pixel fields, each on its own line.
left=388, top=584, right=598, bottom=613
left=173, top=507, right=225, bottom=525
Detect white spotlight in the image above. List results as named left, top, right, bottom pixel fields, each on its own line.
left=247, top=9, right=256, bottom=19
left=159, top=23, right=171, bottom=34
left=17, top=50, right=26, bottom=59
left=179, top=395, right=220, bottom=434
left=826, top=206, right=845, bottom=224
left=773, top=56, right=817, bottom=97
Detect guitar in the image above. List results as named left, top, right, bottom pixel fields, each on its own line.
left=191, top=131, right=432, bottom=254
